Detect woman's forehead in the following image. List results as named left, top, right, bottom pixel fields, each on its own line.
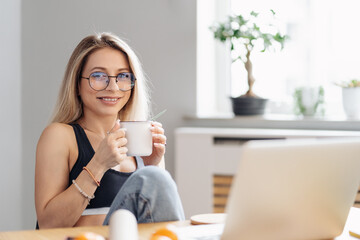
left=83, top=47, right=130, bottom=72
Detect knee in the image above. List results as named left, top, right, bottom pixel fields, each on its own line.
left=132, top=166, right=176, bottom=189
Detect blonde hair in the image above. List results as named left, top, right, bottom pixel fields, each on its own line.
left=51, top=32, right=151, bottom=123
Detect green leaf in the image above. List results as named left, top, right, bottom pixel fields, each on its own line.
left=237, top=15, right=247, bottom=26
left=250, top=11, right=259, bottom=17
left=273, top=33, right=287, bottom=49
left=262, top=34, right=272, bottom=51
left=209, top=9, right=289, bottom=55
left=233, top=29, right=241, bottom=38
left=253, top=23, right=260, bottom=32
left=232, top=55, right=243, bottom=63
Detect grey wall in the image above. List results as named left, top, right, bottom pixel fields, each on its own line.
left=0, top=0, right=22, bottom=231
left=20, top=0, right=196, bottom=230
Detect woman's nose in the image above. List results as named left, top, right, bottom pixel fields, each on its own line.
left=105, top=76, right=120, bottom=91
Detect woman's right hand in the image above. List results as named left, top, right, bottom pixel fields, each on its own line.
left=92, top=120, right=128, bottom=171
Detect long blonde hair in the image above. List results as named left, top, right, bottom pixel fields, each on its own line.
left=51, top=32, right=151, bottom=123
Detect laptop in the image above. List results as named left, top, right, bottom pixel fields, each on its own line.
left=175, top=137, right=360, bottom=240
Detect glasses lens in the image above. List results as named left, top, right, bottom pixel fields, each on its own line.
left=89, top=72, right=109, bottom=90
left=117, top=73, right=135, bottom=91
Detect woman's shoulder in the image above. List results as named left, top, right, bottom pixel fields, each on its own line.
left=38, top=123, right=75, bottom=145
left=43, top=122, right=74, bottom=135
left=36, top=123, right=79, bottom=174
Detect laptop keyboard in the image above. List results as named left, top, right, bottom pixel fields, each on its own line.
left=174, top=223, right=224, bottom=240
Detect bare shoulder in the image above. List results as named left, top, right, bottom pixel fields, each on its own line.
left=37, top=123, right=75, bottom=160
left=42, top=122, right=73, bottom=134
left=39, top=123, right=73, bottom=142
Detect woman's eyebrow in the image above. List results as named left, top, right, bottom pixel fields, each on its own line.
left=89, top=67, right=130, bottom=72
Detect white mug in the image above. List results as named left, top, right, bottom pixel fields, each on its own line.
left=120, top=121, right=153, bottom=156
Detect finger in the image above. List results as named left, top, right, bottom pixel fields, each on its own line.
left=108, top=119, right=121, bottom=134
left=150, top=126, right=164, bottom=134
left=117, top=146, right=128, bottom=154
left=153, top=134, right=167, bottom=144
left=114, top=137, right=127, bottom=147
left=109, top=129, right=126, bottom=140
left=118, top=153, right=128, bottom=162
left=150, top=121, right=163, bottom=128
left=154, top=143, right=166, bottom=152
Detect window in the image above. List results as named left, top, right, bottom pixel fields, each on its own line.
left=197, top=0, right=360, bottom=117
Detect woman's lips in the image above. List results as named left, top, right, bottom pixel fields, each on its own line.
left=97, top=97, right=120, bottom=104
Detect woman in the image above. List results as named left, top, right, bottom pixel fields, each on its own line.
left=35, top=32, right=184, bottom=229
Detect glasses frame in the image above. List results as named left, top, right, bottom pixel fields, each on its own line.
left=81, top=72, right=136, bottom=92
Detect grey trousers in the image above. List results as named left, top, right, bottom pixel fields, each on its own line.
left=103, top=166, right=185, bottom=224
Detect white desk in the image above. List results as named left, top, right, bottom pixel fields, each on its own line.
left=337, top=207, right=360, bottom=239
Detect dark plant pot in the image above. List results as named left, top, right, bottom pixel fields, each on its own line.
left=231, top=96, right=268, bottom=116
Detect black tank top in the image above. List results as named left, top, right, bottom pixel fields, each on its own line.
left=36, top=124, right=145, bottom=229
left=68, top=123, right=145, bottom=210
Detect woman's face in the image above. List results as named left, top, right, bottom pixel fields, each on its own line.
left=79, top=47, right=132, bottom=118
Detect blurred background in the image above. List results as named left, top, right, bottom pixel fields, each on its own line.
left=1, top=0, right=359, bottom=231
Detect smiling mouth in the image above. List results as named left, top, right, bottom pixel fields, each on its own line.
left=97, top=97, right=120, bottom=102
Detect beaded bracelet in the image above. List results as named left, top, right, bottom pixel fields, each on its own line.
left=83, top=166, right=101, bottom=187
left=72, top=180, right=94, bottom=204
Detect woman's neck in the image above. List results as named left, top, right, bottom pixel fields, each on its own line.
left=78, top=114, right=118, bottom=138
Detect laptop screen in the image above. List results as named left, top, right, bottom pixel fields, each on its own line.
left=222, top=138, right=360, bottom=240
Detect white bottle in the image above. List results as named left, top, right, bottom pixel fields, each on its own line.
left=109, top=209, right=138, bottom=240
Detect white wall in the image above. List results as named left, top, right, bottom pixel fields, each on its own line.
left=0, top=0, right=22, bottom=231
left=20, top=0, right=197, bottom=230
left=2, top=0, right=359, bottom=232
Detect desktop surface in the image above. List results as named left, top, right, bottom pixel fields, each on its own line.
left=0, top=221, right=189, bottom=240
left=1, top=208, right=360, bottom=240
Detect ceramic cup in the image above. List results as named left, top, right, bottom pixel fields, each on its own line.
left=120, top=121, right=153, bottom=156
left=342, top=87, right=360, bottom=119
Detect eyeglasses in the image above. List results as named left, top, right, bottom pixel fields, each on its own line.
left=81, top=72, right=136, bottom=91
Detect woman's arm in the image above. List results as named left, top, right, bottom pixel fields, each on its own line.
left=35, top=121, right=128, bottom=228
left=35, top=123, right=107, bottom=228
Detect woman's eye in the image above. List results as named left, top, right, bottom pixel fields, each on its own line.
left=118, top=73, right=132, bottom=79
left=92, top=72, right=108, bottom=79
left=118, top=73, right=126, bottom=78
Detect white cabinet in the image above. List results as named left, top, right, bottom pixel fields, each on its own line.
left=175, top=127, right=360, bottom=218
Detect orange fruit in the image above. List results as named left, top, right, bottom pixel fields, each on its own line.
left=73, top=232, right=105, bottom=240
left=150, top=227, right=178, bottom=240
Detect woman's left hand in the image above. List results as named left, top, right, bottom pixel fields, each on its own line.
left=142, top=121, right=166, bottom=166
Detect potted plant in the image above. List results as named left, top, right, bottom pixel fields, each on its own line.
left=210, top=10, right=287, bottom=115
left=336, top=79, right=360, bottom=118
left=293, top=86, right=325, bottom=117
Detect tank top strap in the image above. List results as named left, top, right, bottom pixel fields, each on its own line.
left=69, top=123, right=95, bottom=178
